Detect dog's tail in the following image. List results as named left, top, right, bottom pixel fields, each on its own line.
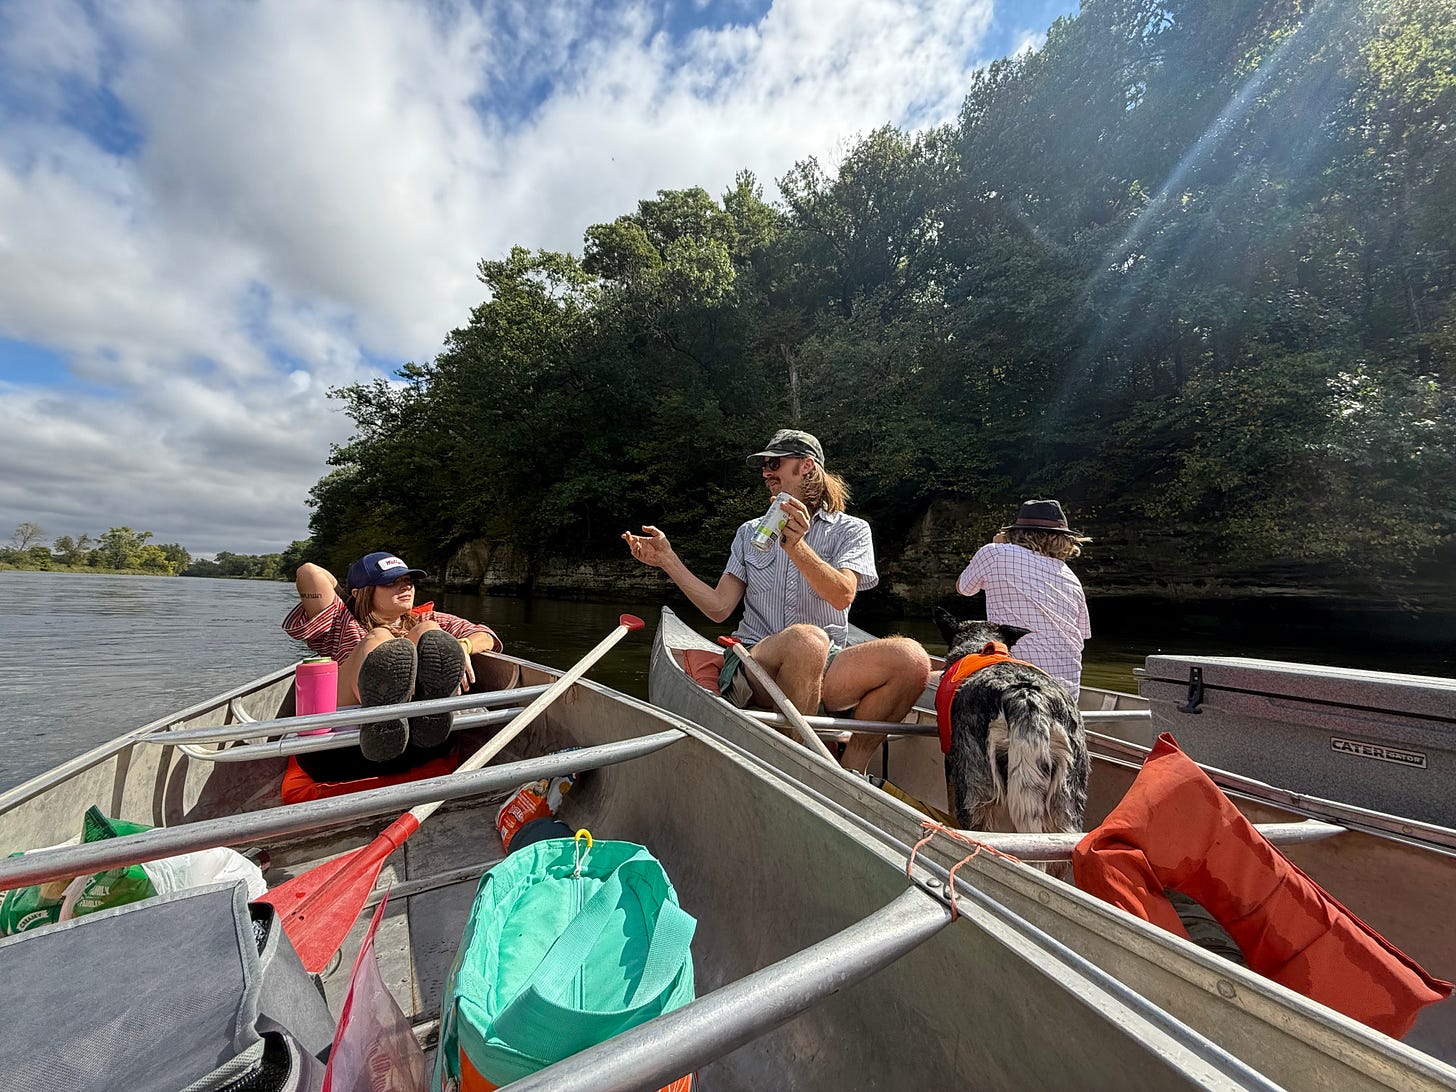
left=997, top=685, right=1079, bottom=834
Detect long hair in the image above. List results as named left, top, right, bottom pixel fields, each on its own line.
left=347, top=584, right=419, bottom=636
left=801, top=463, right=850, bottom=514
left=1004, top=527, right=1091, bottom=561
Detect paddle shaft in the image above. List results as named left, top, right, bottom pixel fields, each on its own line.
left=720, top=637, right=839, bottom=766
left=407, top=615, right=645, bottom=825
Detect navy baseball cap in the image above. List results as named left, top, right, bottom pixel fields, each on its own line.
left=346, top=551, right=428, bottom=590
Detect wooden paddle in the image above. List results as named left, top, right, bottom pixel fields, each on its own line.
left=718, top=636, right=839, bottom=766
left=261, top=614, right=645, bottom=973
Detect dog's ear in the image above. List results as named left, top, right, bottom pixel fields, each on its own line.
left=995, top=623, right=1032, bottom=648
left=933, top=606, right=959, bottom=645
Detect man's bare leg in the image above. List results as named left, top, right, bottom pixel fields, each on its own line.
left=822, top=637, right=932, bottom=772
left=745, top=624, right=832, bottom=717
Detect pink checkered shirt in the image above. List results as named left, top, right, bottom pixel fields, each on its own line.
left=956, top=542, right=1090, bottom=697
left=281, top=597, right=497, bottom=663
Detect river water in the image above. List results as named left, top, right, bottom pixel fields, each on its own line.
left=2, top=570, right=1451, bottom=793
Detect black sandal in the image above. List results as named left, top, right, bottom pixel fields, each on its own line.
left=357, top=638, right=417, bottom=761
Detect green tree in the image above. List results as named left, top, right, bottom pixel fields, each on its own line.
left=93, top=527, right=153, bottom=570
left=51, top=534, right=93, bottom=565
left=157, top=543, right=191, bottom=571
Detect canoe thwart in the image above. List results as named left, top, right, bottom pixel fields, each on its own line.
left=933, top=820, right=1347, bottom=863
left=507, top=887, right=952, bottom=1092
left=175, top=706, right=528, bottom=763
left=148, top=683, right=554, bottom=745
left=0, top=731, right=684, bottom=892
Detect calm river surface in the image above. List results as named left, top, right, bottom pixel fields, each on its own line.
left=3, top=570, right=1451, bottom=793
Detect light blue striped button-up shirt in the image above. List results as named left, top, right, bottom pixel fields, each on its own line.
left=724, top=508, right=879, bottom=648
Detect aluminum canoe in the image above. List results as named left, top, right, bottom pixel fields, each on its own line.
left=0, top=647, right=1344, bottom=1090
left=649, top=605, right=1456, bottom=1085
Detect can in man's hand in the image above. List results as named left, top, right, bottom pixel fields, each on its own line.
left=751, top=492, right=794, bottom=552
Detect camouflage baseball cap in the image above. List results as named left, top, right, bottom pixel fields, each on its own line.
left=746, top=429, right=824, bottom=466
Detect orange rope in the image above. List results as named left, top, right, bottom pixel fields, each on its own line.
left=906, top=820, right=1025, bottom=921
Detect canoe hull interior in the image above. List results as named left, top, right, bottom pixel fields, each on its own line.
left=3, top=631, right=1455, bottom=1089
left=650, top=606, right=1456, bottom=1086
left=1, top=654, right=1261, bottom=1089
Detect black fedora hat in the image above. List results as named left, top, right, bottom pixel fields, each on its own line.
left=1001, top=499, right=1082, bottom=536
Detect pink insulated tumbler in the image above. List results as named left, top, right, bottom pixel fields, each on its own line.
left=294, top=657, right=338, bottom=735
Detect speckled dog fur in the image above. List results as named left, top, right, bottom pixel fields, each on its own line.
left=934, top=608, right=1089, bottom=846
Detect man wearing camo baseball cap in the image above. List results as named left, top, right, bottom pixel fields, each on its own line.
left=623, top=426, right=930, bottom=772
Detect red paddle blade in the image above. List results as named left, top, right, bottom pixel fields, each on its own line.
left=619, top=614, right=645, bottom=631
left=260, top=813, right=421, bottom=973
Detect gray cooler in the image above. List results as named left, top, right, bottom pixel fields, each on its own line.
left=1138, top=655, right=1456, bottom=828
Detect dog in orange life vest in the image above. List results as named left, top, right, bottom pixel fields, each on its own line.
left=934, top=609, right=1089, bottom=852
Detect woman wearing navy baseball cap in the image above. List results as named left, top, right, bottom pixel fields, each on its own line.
left=282, top=551, right=502, bottom=782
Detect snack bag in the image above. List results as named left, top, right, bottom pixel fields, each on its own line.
left=0, top=873, right=71, bottom=934
left=0, top=832, right=85, bottom=935
left=495, top=773, right=576, bottom=851
left=1, top=807, right=267, bottom=933
left=58, top=808, right=157, bottom=919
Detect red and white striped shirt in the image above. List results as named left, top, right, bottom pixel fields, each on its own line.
left=956, top=542, right=1090, bottom=697
left=281, top=597, right=497, bottom=663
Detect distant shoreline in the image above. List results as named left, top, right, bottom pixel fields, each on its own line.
left=0, top=563, right=286, bottom=581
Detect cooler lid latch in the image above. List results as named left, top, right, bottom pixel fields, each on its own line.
left=1177, top=666, right=1204, bottom=714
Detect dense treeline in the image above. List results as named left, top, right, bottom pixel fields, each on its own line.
left=310, top=0, right=1455, bottom=600
left=182, top=544, right=311, bottom=581
left=2, top=524, right=192, bottom=575
left=1, top=523, right=307, bottom=580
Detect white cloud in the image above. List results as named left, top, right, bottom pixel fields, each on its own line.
left=0, top=0, right=1000, bottom=554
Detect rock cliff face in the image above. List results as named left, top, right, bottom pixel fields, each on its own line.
left=446, top=539, right=672, bottom=598
left=446, top=500, right=1456, bottom=610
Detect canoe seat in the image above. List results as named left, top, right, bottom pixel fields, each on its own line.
left=673, top=649, right=724, bottom=694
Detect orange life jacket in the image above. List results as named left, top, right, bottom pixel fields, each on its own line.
left=934, top=641, right=1041, bottom=753
left=1071, top=733, right=1452, bottom=1039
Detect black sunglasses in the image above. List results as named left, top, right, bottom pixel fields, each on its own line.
left=754, top=455, right=804, bottom=471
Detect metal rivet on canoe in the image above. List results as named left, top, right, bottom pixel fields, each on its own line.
left=1216, top=980, right=1237, bottom=1000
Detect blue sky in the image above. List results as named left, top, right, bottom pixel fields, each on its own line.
left=0, top=0, right=1077, bottom=556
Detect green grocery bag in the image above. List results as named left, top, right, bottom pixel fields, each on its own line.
left=435, top=835, right=697, bottom=1091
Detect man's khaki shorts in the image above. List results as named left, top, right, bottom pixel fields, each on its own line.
left=716, top=643, right=843, bottom=710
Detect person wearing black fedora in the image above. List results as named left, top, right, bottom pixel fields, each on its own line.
left=623, top=428, right=931, bottom=772
left=955, top=500, right=1092, bottom=698
left=283, top=552, right=502, bottom=775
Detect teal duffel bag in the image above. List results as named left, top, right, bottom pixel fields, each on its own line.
left=435, top=836, right=697, bottom=1091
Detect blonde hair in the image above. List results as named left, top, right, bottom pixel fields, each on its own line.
left=348, top=585, right=420, bottom=636
left=1004, top=527, right=1090, bottom=561
left=801, top=463, right=850, bottom=514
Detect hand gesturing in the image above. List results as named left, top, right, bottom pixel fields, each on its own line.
left=622, top=526, right=675, bottom=569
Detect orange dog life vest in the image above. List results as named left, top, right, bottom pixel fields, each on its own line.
left=1072, top=733, right=1452, bottom=1039
left=933, top=641, right=1041, bottom=753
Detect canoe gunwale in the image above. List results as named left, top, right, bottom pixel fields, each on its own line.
left=0, top=663, right=298, bottom=815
